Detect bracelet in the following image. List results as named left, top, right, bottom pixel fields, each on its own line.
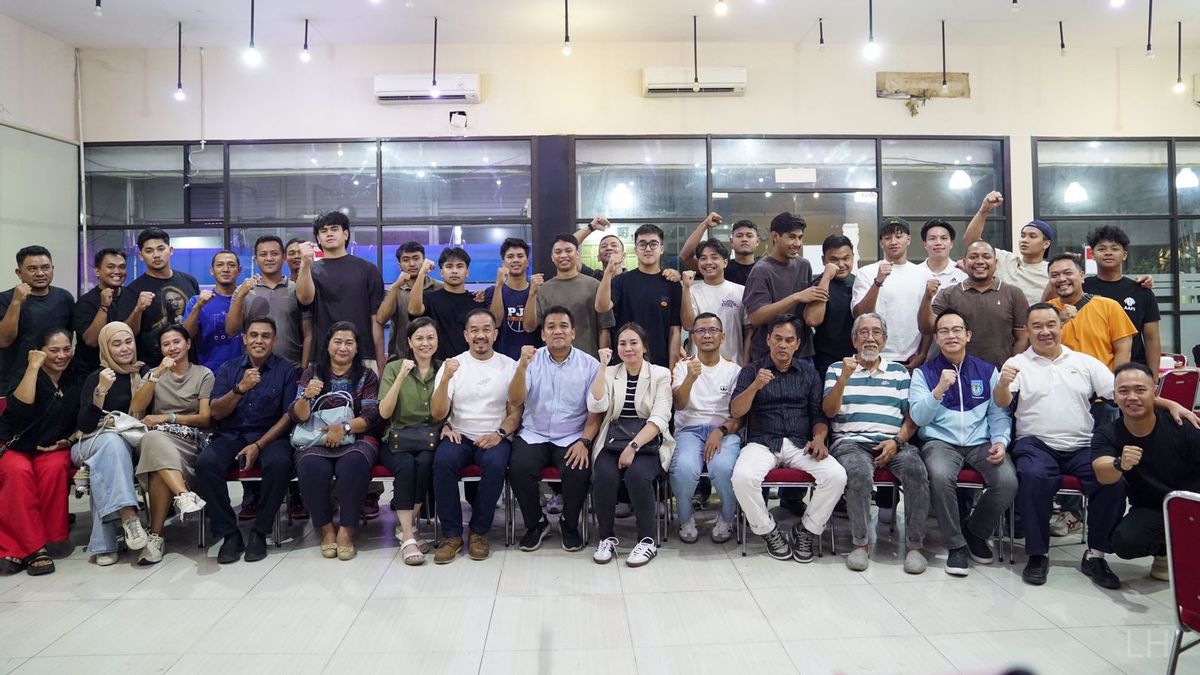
left=94, top=387, right=109, bottom=397
left=233, top=384, right=246, bottom=396
left=169, top=413, right=177, bottom=424
left=251, top=441, right=261, bottom=451
left=873, top=279, right=885, bottom=287
left=146, top=373, right=159, bottom=383
left=98, top=305, right=109, bottom=313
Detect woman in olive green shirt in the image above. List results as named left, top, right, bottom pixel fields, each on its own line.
left=378, top=317, right=443, bottom=565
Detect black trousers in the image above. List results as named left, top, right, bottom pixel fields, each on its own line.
left=509, top=437, right=590, bottom=537
left=378, top=449, right=435, bottom=511
left=195, top=432, right=292, bottom=540
left=296, top=453, right=371, bottom=528
left=1111, top=505, right=1167, bottom=559
left=593, top=450, right=659, bottom=543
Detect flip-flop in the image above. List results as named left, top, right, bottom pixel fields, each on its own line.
left=0, top=556, right=26, bottom=575
left=25, top=551, right=55, bottom=576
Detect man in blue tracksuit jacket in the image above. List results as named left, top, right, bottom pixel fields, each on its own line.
left=910, top=309, right=1017, bottom=577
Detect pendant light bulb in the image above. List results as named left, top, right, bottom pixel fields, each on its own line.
left=1011, top=0, right=1019, bottom=13
left=714, top=0, right=728, bottom=17
left=562, top=40, right=571, bottom=56
left=561, top=0, right=571, bottom=55
left=1110, top=0, right=1126, bottom=7
left=243, top=47, right=261, bottom=66
left=1174, top=79, right=1186, bottom=94
left=862, top=40, right=880, bottom=60
left=299, top=48, right=311, bottom=62
left=429, top=84, right=441, bottom=98
left=173, top=86, right=186, bottom=102
left=94, top=0, right=102, bottom=17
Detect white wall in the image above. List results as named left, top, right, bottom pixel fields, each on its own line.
left=78, top=40, right=1200, bottom=228
left=0, top=13, right=78, bottom=141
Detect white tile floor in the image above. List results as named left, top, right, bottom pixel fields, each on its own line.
left=0, top=492, right=1196, bottom=675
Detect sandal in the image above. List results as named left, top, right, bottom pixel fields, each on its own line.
left=0, top=556, right=26, bottom=575
left=320, top=543, right=338, bottom=559
left=25, top=550, right=55, bottom=576
left=401, top=538, right=425, bottom=566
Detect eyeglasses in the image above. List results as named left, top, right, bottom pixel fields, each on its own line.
left=692, top=327, right=721, bottom=336
left=635, top=240, right=662, bottom=250
left=854, top=328, right=885, bottom=338
left=935, top=326, right=967, bottom=337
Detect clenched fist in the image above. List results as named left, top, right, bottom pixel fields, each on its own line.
left=26, top=349, right=46, bottom=370
left=925, top=278, right=942, bottom=298
left=980, top=191, right=1004, bottom=213
left=681, top=270, right=695, bottom=288
left=661, top=268, right=681, bottom=283
left=999, top=364, right=1020, bottom=387
left=840, top=356, right=859, bottom=376
left=12, top=283, right=32, bottom=304
left=97, top=368, right=117, bottom=391
left=753, top=368, right=775, bottom=390
left=155, top=356, right=176, bottom=376
left=421, top=259, right=436, bottom=275
left=822, top=263, right=839, bottom=279
left=399, top=359, right=415, bottom=378
left=590, top=215, right=611, bottom=231
left=136, top=291, right=155, bottom=310
left=934, top=368, right=957, bottom=395
left=238, top=367, right=262, bottom=392
left=238, top=275, right=260, bottom=296
left=530, top=273, right=544, bottom=292
left=443, top=358, right=461, bottom=378
left=1120, top=445, right=1143, bottom=471
left=496, top=267, right=508, bottom=285
left=703, top=212, right=723, bottom=228
left=196, top=290, right=215, bottom=306
left=302, top=377, right=324, bottom=400
left=684, top=356, right=702, bottom=380
left=875, top=262, right=893, bottom=284
left=597, top=348, right=613, bottom=364
left=300, top=242, right=317, bottom=261
left=99, top=287, right=114, bottom=307
left=519, top=345, right=537, bottom=366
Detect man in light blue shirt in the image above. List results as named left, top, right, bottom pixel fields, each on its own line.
left=507, top=305, right=601, bottom=553
left=910, top=309, right=1016, bottom=577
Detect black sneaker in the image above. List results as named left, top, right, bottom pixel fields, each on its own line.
left=217, top=531, right=245, bottom=564
left=560, top=523, right=584, bottom=552
left=518, top=518, right=551, bottom=552
left=791, top=523, right=816, bottom=563
left=1022, top=554, right=1049, bottom=585
left=780, top=499, right=808, bottom=519
left=1080, top=554, right=1121, bottom=590
left=244, top=529, right=268, bottom=562
left=945, top=546, right=970, bottom=577
left=762, top=527, right=793, bottom=561
left=963, top=527, right=994, bottom=564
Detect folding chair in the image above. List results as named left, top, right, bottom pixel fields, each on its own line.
left=1165, top=490, right=1200, bottom=674
left=1007, top=474, right=1087, bottom=564
left=196, top=468, right=283, bottom=548
left=1158, top=369, right=1200, bottom=411
left=433, top=465, right=512, bottom=546
left=741, top=468, right=821, bottom=557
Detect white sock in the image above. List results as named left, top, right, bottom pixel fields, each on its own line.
left=1086, top=548, right=1105, bottom=560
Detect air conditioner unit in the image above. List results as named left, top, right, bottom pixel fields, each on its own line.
left=642, top=67, right=746, bottom=97
left=374, top=74, right=480, bottom=104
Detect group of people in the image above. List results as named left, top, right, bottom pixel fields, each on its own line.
left=1, top=194, right=1197, bottom=592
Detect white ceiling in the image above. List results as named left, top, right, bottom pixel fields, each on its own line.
left=2, top=0, right=1198, bottom=51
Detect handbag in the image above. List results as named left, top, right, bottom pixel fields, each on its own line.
left=602, top=417, right=662, bottom=456
left=81, top=410, right=148, bottom=448
left=290, top=390, right=357, bottom=450
left=385, top=424, right=439, bottom=454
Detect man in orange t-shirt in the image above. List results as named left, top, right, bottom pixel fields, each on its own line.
left=1047, top=254, right=1136, bottom=371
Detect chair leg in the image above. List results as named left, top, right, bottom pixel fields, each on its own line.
left=197, top=505, right=207, bottom=548
left=1167, top=628, right=1184, bottom=675
left=1080, top=494, right=1088, bottom=546
left=274, top=502, right=283, bottom=548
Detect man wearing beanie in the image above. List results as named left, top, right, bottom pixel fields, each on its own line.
left=963, top=192, right=1053, bottom=305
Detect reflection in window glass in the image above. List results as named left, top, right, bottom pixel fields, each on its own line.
left=1036, top=141, right=1169, bottom=217
left=187, top=143, right=224, bottom=224
left=228, top=226, right=315, bottom=278
left=711, top=191, right=879, bottom=264
left=85, top=145, right=184, bottom=226
left=380, top=224, right=532, bottom=287
left=83, top=228, right=226, bottom=290
left=229, top=142, right=378, bottom=223
left=710, top=138, right=876, bottom=190
left=1180, top=220, right=1200, bottom=311
left=882, top=139, right=1004, bottom=217
left=576, top=139, right=707, bottom=219
left=381, top=140, right=532, bottom=220
left=1177, top=142, right=1200, bottom=216
left=576, top=222, right=694, bottom=272
left=1158, top=314, right=1178, bottom=356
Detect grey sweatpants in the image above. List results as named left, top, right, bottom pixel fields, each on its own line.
left=830, top=439, right=929, bottom=548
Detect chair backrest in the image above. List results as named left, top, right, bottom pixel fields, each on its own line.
left=1192, top=344, right=1200, bottom=370
left=1158, top=370, right=1200, bottom=411
left=1165, top=490, right=1200, bottom=633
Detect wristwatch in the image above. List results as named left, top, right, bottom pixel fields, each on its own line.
left=629, top=440, right=640, bottom=451
left=233, top=384, right=246, bottom=396
left=1113, top=456, right=1127, bottom=473
left=891, top=435, right=904, bottom=446
left=497, top=427, right=511, bottom=439
left=716, top=426, right=729, bottom=437
left=580, top=438, right=594, bottom=450
left=342, top=422, right=352, bottom=434
left=874, top=278, right=885, bottom=287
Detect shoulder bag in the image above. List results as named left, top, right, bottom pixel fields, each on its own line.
left=290, top=390, right=357, bottom=450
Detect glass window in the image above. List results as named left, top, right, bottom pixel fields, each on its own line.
left=83, top=227, right=226, bottom=289
left=576, top=139, right=707, bottom=219
left=1158, top=314, right=1178, bottom=357
left=711, top=191, right=879, bottom=265
left=381, top=140, right=532, bottom=220
left=85, top=145, right=184, bottom=226
left=228, top=226, right=314, bottom=278
left=1036, top=140, right=1170, bottom=217
left=229, top=142, right=379, bottom=224
left=577, top=222, right=695, bottom=272
left=1177, top=141, right=1200, bottom=216
left=1179, top=220, right=1200, bottom=312
left=710, top=138, right=876, bottom=190
left=1046, top=219, right=1174, bottom=310
left=186, top=143, right=224, bottom=224
left=381, top=224, right=532, bottom=287
left=905, top=218, right=1009, bottom=264
left=882, top=139, right=1004, bottom=217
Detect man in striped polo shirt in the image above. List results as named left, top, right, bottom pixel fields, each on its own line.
left=822, top=312, right=929, bottom=574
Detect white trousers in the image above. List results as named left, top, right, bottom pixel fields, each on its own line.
left=731, top=438, right=848, bottom=536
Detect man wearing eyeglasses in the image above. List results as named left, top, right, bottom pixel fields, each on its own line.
left=918, top=240, right=1030, bottom=369
left=910, top=309, right=1015, bottom=577
left=595, top=224, right=682, bottom=370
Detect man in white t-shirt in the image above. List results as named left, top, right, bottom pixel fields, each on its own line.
left=852, top=218, right=935, bottom=368
left=917, top=219, right=967, bottom=285
left=669, top=313, right=743, bottom=545
left=963, top=192, right=1052, bottom=305
left=681, top=238, right=749, bottom=365
left=430, top=308, right=521, bottom=564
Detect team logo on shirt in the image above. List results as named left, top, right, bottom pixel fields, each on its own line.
left=1123, top=297, right=1136, bottom=311
left=971, top=380, right=984, bottom=397
left=659, top=296, right=669, bottom=308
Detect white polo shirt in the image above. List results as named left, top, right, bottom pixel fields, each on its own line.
left=1003, top=345, right=1113, bottom=453
left=918, top=258, right=967, bottom=286
left=672, top=357, right=742, bottom=429
left=435, top=350, right=517, bottom=441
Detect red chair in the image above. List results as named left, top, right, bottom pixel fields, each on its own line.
left=1165, top=490, right=1200, bottom=674
left=1159, top=369, right=1200, bottom=411
left=827, top=469, right=902, bottom=556
left=193, top=468, right=283, bottom=549
left=741, top=468, right=817, bottom=557
left=506, top=466, right=591, bottom=547
left=1006, top=474, right=1087, bottom=565
left=955, top=468, right=1015, bottom=563
left=433, top=465, right=513, bottom=546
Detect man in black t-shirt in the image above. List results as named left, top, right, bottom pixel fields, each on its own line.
left=0, top=246, right=75, bottom=392
left=595, top=224, right=682, bottom=369
left=121, top=228, right=200, bottom=364
left=1083, top=226, right=1161, bottom=372
left=804, top=235, right=857, bottom=376
left=73, top=248, right=132, bottom=374
left=408, top=247, right=487, bottom=361
left=678, top=213, right=761, bottom=286
left=1093, top=363, right=1200, bottom=581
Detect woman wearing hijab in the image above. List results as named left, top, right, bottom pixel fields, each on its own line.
left=72, top=322, right=152, bottom=566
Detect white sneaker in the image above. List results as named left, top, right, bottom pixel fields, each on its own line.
left=121, top=515, right=149, bottom=550
left=1050, top=512, right=1081, bottom=538
left=545, top=494, right=564, bottom=515
left=593, top=536, right=619, bottom=564
left=711, top=518, right=734, bottom=544
left=173, top=492, right=206, bottom=520
left=137, top=533, right=164, bottom=566
left=678, top=518, right=699, bottom=544
left=626, top=537, right=658, bottom=567
left=95, top=552, right=119, bottom=566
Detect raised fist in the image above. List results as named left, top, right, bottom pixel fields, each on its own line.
left=661, top=268, right=681, bottom=283
left=937, top=369, right=958, bottom=391
left=238, top=275, right=259, bottom=295
left=421, top=259, right=436, bottom=275
left=137, top=291, right=155, bottom=309
left=841, top=356, right=859, bottom=374
left=197, top=290, right=215, bottom=306
left=590, top=215, right=611, bottom=231
left=300, top=242, right=316, bottom=261
left=980, top=191, right=1004, bottom=213
left=1120, top=445, right=1143, bottom=470
left=238, top=367, right=262, bottom=392
left=703, top=212, right=723, bottom=228
left=303, top=377, right=324, bottom=399
left=754, top=368, right=775, bottom=390
left=597, top=348, right=613, bottom=364
left=399, top=359, right=415, bottom=377
left=925, top=278, right=942, bottom=298
left=999, top=364, right=1020, bottom=387
left=97, top=367, right=117, bottom=390
left=822, top=263, right=839, bottom=279
left=530, top=273, right=544, bottom=292
left=99, top=287, right=114, bottom=307
left=13, top=283, right=32, bottom=304
left=444, top=358, right=461, bottom=378
left=682, top=270, right=695, bottom=288
left=875, top=262, right=893, bottom=284
left=26, top=349, right=46, bottom=369
left=685, top=356, right=702, bottom=379
left=519, top=345, right=537, bottom=366
left=496, top=267, right=508, bottom=285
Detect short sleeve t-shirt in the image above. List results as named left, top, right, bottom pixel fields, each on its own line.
left=184, top=292, right=243, bottom=373
left=851, top=261, right=931, bottom=363
left=918, top=259, right=968, bottom=285
left=121, top=271, right=201, bottom=363
left=742, top=256, right=814, bottom=363
left=0, top=286, right=75, bottom=392
left=931, top=280, right=1030, bottom=368
left=434, top=350, right=517, bottom=440
left=810, top=274, right=856, bottom=376
left=150, top=364, right=215, bottom=416
left=308, top=255, right=385, bottom=358
left=243, top=278, right=305, bottom=367
left=534, top=274, right=614, bottom=360
left=73, top=284, right=123, bottom=374
left=671, top=357, right=741, bottom=429
left=609, top=270, right=682, bottom=368
left=724, top=259, right=756, bottom=286
left=994, top=249, right=1048, bottom=305
left=688, top=280, right=747, bottom=365
left=1092, top=411, right=1200, bottom=508
left=417, top=288, right=488, bottom=361
left=1082, top=276, right=1161, bottom=367
left=1049, top=295, right=1138, bottom=370
left=483, top=283, right=535, bottom=361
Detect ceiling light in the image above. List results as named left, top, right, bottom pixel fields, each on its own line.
left=714, top=0, right=728, bottom=17
left=1063, top=181, right=1089, bottom=203
left=863, top=0, right=880, bottom=60
left=1177, top=168, right=1200, bottom=189
left=1175, top=21, right=1185, bottom=93
left=1059, top=21, right=1066, bottom=57
left=940, top=20, right=948, bottom=91
left=1110, top=0, right=1126, bottom=7
left=819, top=17, right=825, bottom=52
left=173, top=21, right=186, bottom=102
left=1146, top=0, right=1154, bottom=58
left=1011, top=0, right=1019, bottom=13
left=429, top=17, right=440, bottom=97
left=891, top=180, right=898, bottom=186
left=94, top=0, right=102, bottom=17
left=300, top=18, right=311, bottom=62
left=764, top=192, right=773, bottom=198
left=562, top=0, right=572, bottom=56
left=243, top=0, right=261, bottom=66
left=608, top=183, right=636, bottom=211
left=948, top=170, right=972, bottom=190
left=691, top=15, right=703, bottom=91
left=1088, top=141, right=1101, bottom=148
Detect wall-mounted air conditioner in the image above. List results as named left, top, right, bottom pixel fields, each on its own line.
left=642, top=67, right=746, bottom=97
left=374, top=74, right=480, bottom=104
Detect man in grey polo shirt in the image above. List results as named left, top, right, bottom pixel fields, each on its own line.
left=525, top=234, right=614, bottom=359
left=376, top=241, right=443, bottom=359
left=226, top=235, right=311, bottom=369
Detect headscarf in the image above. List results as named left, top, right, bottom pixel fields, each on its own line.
left=97, top=321, right=144, bottom=390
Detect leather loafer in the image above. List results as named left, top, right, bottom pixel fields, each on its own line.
left=1080, top=554, right=1121, bottom=590
left=1022, top=554, right=1049, bottom=585
left=244, top=530, right=269, bottom=563
left=217, top=532, right=245, bottom=564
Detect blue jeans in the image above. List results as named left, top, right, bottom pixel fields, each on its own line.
left=669, top=425, right=741, bottom=523
left=71, top=432, right=139, bottom=555
left=432, top=437, right=511, bottom=538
